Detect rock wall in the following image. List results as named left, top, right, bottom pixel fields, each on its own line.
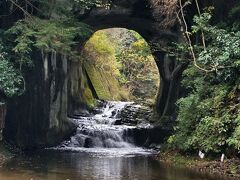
left=68, top=60, right=97, bottom=115
left=68, top=58, right=128, bottom=115
left=3, top=49, right=128, bottom=149
left=0, top=103, right=6, bottom=141
left=4, top=51, right=76, bottom=149
left=84, top=62, right=127, bottom=101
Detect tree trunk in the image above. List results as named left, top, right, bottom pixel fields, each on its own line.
left=154, top=51, right=187, bottom=118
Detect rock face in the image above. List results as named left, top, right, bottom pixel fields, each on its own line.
left=68, top=60, right=97, bottom=115
left=4, top=52, right=76, bottom=149
left=0, top=103, right=6, bottom=141
left=83, top=61, right=127, bottom=101
left=114, top=104, right=172, bottom=147
left=79, top=0, right=178, bottom=48
left=115, top=104, right=153, bottom=126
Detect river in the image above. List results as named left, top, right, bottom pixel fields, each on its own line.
left=0, top=101, right=228, bottom=180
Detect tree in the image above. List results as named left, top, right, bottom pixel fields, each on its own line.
left=169, top=4, right=240, bottom=154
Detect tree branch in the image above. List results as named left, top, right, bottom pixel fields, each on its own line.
left=178, top=0, right=213, bottom=72
left=195, top=0, right=206, bottom=51
left=9, top=0, right=32, bottom=18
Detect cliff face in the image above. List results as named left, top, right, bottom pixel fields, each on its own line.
left=67, top=60, right=97, bottom=115
left=3, top=50, right=129, bottom=148
left=4, top=52, right=76, bottom=149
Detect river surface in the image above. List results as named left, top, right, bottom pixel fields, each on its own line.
left=0, top=150, right=226, bottom=180
left=0, top=101, right=228, bottom=180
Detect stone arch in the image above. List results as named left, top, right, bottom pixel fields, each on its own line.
left=75, top=0, right=186, bottom=118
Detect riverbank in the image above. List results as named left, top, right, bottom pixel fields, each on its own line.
left=158, top=150, right=240, bottom=180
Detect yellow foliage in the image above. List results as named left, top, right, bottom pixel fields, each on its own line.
left=83, top=30, right=121, bottom=78
left=84, top=31, right=115, bottom=55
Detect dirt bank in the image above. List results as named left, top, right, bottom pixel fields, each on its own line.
left=158, top=150, right=240, bottom=180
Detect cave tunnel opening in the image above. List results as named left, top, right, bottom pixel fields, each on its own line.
left=68, top=28, right=161, bottom=116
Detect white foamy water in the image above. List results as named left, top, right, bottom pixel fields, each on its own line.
left=52, top=101, right=155, bottom=155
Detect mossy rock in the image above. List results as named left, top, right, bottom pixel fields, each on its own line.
left=80, top=69, right=96, bottom=108
left=84, top=62, right=125, bottom=101
left=82, top=86, right=96, bottom=108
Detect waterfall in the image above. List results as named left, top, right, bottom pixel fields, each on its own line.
left=51, top=101, right=158, bottom=156
left=52, top=101, right=156, bottom=155
left=57, top=102, right=134, bottom=149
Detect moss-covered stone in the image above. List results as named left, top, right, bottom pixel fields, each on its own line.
left=82, top=74, right=96, bottom=108
left=84, top=62, right=127, bottom=101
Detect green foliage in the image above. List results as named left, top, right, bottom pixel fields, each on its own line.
left=170, top=11, right=240, bottom=154
left=83, top=31, right=120, bottom=77
left=1, top=16, right=92, bottom=100
left=228, top=115, right=240, bottom=151
left=192, top=13, right=240, bottom=82
left=114, top=30, right=159, bottom=101
left=85, top=31, right=115, bottom=55
left=0, top=44, right=23, bottom=98
left=228, top=2, right=240, bottom=31
left=171, top=66, right=240, bottom=153
left=37, top=0, right=73, bottom=18
left=6, top=18, right=92, bottom=66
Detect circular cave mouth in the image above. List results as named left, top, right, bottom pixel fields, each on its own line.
left=78, top=27, right=160, bottom=108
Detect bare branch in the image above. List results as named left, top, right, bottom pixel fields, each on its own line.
left=8, top=0, right=32, bottom=18
left=178, top=0, right=214, bottom=72
left=195, top=0, right=206, bottom=51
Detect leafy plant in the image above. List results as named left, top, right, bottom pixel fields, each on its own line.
left=0, top=17, right=92, bottom=99
left=170, top=10, right=240, bottom=154
left=0, top=44, right=23, bottom=98
left=4, top=17, right=92, bottom=72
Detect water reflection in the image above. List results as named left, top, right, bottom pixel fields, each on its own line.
left=0, top=150, right=227, bottom=180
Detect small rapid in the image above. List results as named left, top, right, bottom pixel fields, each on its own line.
left=53, top=101, right=155, bottom=156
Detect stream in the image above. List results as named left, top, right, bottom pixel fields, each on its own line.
left=0, top=101, right=228, bottom=180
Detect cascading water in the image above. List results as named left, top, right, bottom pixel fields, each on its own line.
left=54, top=101, right=155, bottom=155
left=1, top=105, right=224, bottom=180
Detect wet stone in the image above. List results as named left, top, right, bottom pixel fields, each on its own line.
left=53, top=101, right=163, bottom=151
